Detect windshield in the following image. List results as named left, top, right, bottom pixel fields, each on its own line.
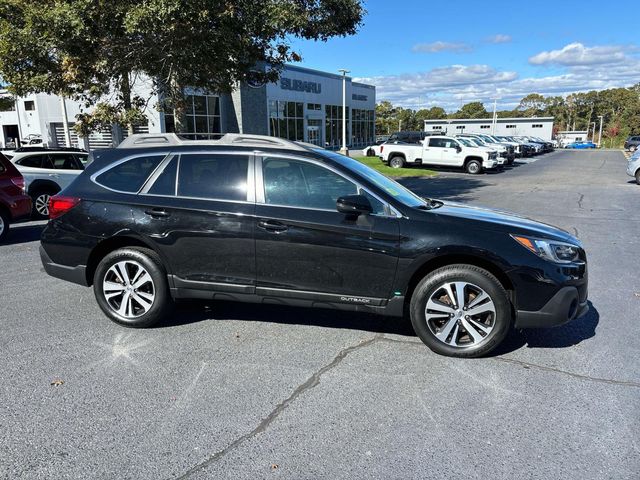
left=478, top=134, right=495, bottom=143
left=457, top=138, right=475, bottom=147
left=315, top=150, right=428, bottom=208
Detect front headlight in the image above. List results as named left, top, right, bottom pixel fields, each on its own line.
left=511, top=235, right=581, bottom=264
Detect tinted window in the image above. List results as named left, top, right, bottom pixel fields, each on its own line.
left=263, top=158, right=357, bottom=210
left=16, top=155, right=45, bottom=168
left=429, top=138, right=448, bottom=148
left=76, top=154, right=89, bottom=165
left=50, top=153, right=82, bottom=170
left=148, top=158, right=178, bottom=196
left=177, top=154, right=248, bottom=201
left=96, top=155, right=164, bottom=193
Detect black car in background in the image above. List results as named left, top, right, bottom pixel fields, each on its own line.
left=624, top=135, right=640, bottom=151
left=40, top=134, right=588, bottom=357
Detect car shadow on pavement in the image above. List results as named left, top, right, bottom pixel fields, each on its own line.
left=2, top=223, right=44, bottom=246
left=398, top=176, right=489, bottom=202
left=157, top=300, right=417, bottom=337
left=491, top=301, right=600, bottom=356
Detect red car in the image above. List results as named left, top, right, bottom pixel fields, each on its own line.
left=0, top=153, right=32, bottom=242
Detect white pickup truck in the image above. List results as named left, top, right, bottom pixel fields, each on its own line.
left=379, top=135, right=499, bottom=174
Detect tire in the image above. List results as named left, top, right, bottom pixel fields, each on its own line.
left=409, top=264, right=512, bottom=358
left=366, top=148, right=375, bottom=157
left=465, top=159, right=482, bottom=174
left=93, top=247, right=172, bottom=328
left=636, top=170, right=640, bottom=185
left=0, top=209, right=9, bottom=243
left=389, top=156, right=405, bottom=169
left=31, top=188, right=57, bottom=219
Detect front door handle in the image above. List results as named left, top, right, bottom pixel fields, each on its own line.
left=144, top=208, right=171, bottom=218
left=257, top=220, right=288, bottom=233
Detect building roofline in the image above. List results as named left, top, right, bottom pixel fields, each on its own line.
left=283, top=64, right=375, bottom=89
left=424, top=117, right=554, bottom=123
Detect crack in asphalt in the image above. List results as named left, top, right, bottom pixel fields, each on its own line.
left=174, top=334, right=382, bottom=479
left=577, top=193, right=584, bottom=209
left=493, top=357, right=640, bottom=388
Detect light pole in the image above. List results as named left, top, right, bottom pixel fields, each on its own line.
left=60, top=96, right=72, bottom=147
left=491, top=98, right=499, bottom=135
left=597, top=115, right=604, bottom=147
left=338, top=69, right=350, bottom=156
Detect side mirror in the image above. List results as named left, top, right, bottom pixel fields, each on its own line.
left=336, top=194, right=373, bottom=216
left=456, top=145, right=462, bottom=153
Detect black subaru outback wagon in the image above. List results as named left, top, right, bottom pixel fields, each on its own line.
left=41, top=133, right=588, bottom=357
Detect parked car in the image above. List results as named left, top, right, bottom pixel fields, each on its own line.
left=0, top=153, right=32, bottom=242
left=40, top=133, right=589, bottom=358
left=623, top=135, right=640, bottom=152
left=379, top=135, right=499, bottom=173
left=387, top=130, right=443, bottom=144
left=10, top=149, right=88, bottom=218
left=455, top=137, right=506, bottom=168
left=455, top=133, right=516, bottom=164
left=565, top=141, right=597, bottom=149
left=627, top=149, right=640, bottom=184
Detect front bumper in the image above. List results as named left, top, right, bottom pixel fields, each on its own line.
left=40, top=245, right=89, bottom=286
left=515, top=286, right=588, bottom=328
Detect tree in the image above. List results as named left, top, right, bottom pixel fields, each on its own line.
left=517, top=93, right=546, bottom=116
left=0, top=1, right=365, bottom=134
left=454, top=101, right=488, bottom=119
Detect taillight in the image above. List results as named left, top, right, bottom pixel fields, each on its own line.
left=10, top=176, right=25, bottom=192
left=48, top=195, right=81, bottom=220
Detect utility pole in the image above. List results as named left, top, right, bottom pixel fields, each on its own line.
left=491, top=98, right=498, bottom=134
left=60, top=96, right=72, bottom=147
left=338, top=69, right=350, bottom=156
left=597, top=115, right=604, bottom=147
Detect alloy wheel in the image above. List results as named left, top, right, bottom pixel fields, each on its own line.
left=102, top=260, right=156, bottom=318
left=0, top=215, right=5, bottom=237
left=425, top=281, right=496, bottom=348
left=35, top=194, right=51, bottom=216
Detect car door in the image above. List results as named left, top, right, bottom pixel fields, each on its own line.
left=440, top=139, right=464, bottom=167
left=127, top=151, right=257, bottom=293
left=47, top=153, right=84, bottom=189
left=423, top=138, right=445, bottom=165
left=254, top=154, right=400, bottom=303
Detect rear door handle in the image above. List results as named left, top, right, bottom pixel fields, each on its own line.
left=144, top=208, right=171, bottom=218
left=257, top=220, right=288, bottom=233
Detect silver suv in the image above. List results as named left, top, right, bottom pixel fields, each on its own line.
left=10, top=149, right=88, bottom=218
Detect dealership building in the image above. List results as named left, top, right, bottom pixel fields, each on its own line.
left=424, top=117, right=555, bottom=140
left=0, top=65, right=376, bottom=151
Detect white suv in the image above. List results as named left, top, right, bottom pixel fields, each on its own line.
left=10, top=149, right=88, bottom=218
left=627, top=150, right=640, bottom=185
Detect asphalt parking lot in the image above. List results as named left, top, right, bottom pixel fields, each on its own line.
left=1, top=149, right=638, bottom=479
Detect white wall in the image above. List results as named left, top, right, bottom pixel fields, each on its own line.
left=425, top=118, right=554, bottom=140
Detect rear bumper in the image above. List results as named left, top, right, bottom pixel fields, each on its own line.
left=515, top=286, right=588, bottom=328
left=40, top=245, right=88, bottom=286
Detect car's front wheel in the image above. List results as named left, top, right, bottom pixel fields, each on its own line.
left=409, top=264, right=512, bottom=357
left=465, top=159, right=482, bottom=174
left=93, top=247, right=172, bottom=328
left=636, top=170, right=640, bottom=185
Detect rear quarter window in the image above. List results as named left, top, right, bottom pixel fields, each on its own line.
left=95, top=155, right=165, bottom=193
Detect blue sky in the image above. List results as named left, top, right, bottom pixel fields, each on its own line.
left=288, top=0, right=640, bottom=111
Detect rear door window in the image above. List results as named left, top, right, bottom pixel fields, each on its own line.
left=16, top=155, right=45, bottom=168
left=429, top=138, right=446, bottom=148
left=177, top=153, right=249, bottom=201
left=95, top=155, right=165, bottom=193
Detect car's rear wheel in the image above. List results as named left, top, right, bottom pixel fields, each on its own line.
left=389, top=156, right=405, bottom=169
left=0, top=209, right=9, bottom=242
left=93, top=247, right=172, bottom=328
left=409, top=264, right=512, bottom=357
left=465, top=159, right=482, bottom=174
left=31, top=189, right=57, bottom=219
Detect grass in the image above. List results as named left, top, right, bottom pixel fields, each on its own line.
left=352, top=155, right=436, bottom=178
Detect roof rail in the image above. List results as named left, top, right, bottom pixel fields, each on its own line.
left=117, top=133, right=310, bottom=151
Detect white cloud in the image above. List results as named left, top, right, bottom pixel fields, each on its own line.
left=528, top=42, right=630, bottom=66
left=354, top=58, right=640, bottom=111
left=412, top=41, right=472, bottom=53
left=486, top=34, right=512, bottom=44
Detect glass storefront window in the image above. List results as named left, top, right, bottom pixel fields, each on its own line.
left=165, top=94, right=222, bottom=139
